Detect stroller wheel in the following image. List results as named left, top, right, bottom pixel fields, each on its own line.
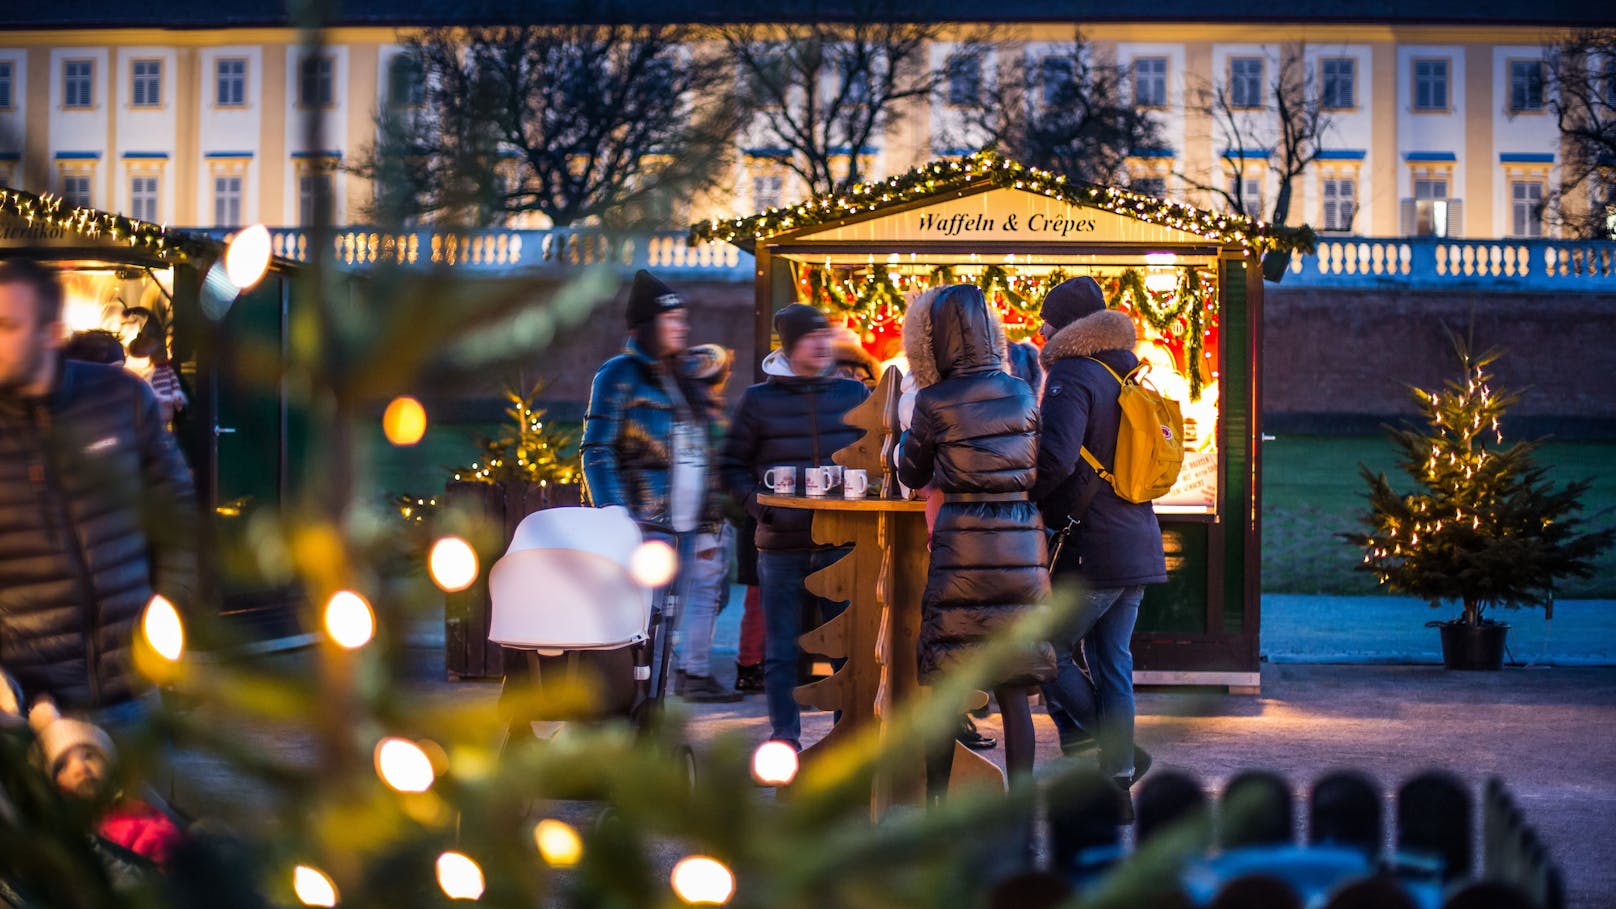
left=677, top=744, right=698, bottom=791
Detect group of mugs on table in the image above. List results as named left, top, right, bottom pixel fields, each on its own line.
left=763, top=465, right=871, bottom=499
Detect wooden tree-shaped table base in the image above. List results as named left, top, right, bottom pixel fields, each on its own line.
left=758, top=493, right=1006, bottom=813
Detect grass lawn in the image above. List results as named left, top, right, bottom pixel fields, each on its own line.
left=1262, top=435, right=1616, bottom=598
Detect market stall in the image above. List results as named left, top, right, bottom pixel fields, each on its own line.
left=0, top=187, right=301, bottom=640
left=693, top=152, right=1314, bottom=691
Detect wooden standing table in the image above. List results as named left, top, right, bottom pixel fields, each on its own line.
left=758, top=492, right=1005, bottom=812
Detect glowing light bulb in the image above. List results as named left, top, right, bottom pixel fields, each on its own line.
left=670, top=856, right=735, bottom=905
left=375, top=737, right=435, bottom=793
left=293, top=865, right=338, bottom=907
left=429, top=537, right=479, bottom=592
left=225, top=224, right=272, bottom=289
left=435, top=851, right=484, bottom=900
left=382, top=396, right=428, bottom=446
left=323, top=590, right=375, bottom=650
left=629, top=540, right=678, bottom=588
left=142, top=594, right=185, bottom=661
left=750, top=741, right=799, bottom=786
left=534, top=819, right=583, bottom=866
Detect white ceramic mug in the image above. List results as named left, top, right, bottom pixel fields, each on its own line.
left=763, top=466, right=797, bottom=495
left=805, top=466, right=837, bottom=497
left=843, top=468, right=870, bottom=498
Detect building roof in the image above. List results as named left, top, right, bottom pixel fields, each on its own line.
left=2, top=0, right=1610, bottom=29
left=689, top=150, right=1317, bottom=254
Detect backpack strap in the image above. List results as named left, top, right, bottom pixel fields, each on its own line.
left=1072, top=356, right=1127, bottom=522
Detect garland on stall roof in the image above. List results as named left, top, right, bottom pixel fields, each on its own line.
left=0, top=185, right=219, bottom=263
left=690, top=149, right=1317, bottom=254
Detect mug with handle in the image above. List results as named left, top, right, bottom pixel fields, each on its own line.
left=843, top=468, right=870, bottom=498
left=763, top=465, right=797, bottom=496
left=805, top=466, right=837, bottom=497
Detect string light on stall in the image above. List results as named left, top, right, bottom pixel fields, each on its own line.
left=293, top=865, right=339, bottom=907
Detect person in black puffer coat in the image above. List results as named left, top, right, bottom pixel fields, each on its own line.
left=0, top=259, right=198, bottom=715
left=894, top=284, right=1056, bottom=799
left=721, top=304, right=868, bottom=749
left=1031, top=275, right=1168, bottom=812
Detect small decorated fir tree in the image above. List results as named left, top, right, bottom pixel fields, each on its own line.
left=1347, top=336, right=1613, bottom=626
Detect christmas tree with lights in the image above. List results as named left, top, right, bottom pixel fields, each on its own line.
left=1348, top=336, right=1613, bottom=626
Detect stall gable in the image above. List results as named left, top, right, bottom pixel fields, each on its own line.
left=790, top=187, right=1219, bottom=248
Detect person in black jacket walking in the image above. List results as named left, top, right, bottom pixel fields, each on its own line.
left=0, top=258, right=198, bottom=719
left=720, top=304, right=868, bottom=750
left=1031, top=276, right=1167, bottom=814
left=894, top=285, right=1056, bottom=799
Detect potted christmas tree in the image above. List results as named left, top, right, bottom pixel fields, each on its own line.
left=1346, top=336, right=1613, bottom=670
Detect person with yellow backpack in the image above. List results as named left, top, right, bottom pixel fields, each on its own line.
left=1030, top=276, right=1178, bottom=822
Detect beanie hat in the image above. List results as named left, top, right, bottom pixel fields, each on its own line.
left=28, top=701, right=116, bottom=776
left=1040, top=276, right=1107, bottom=332
left=773, top=303, right=830, bottom=354
left=625, top=269, right=685, bottom=328
left=687, top=344, right=732, bottom=383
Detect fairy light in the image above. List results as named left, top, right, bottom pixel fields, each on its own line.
left=383, top=396, right=428, bottom=446
left=374, top=737, right=436, bottom=793
left=429, top=537, right=479, bottom=592
left=534, top=819, right=584, bottom=866
left=435, top=852, right=485, bottom=901
left=671, top=856, right=736, bottom=905
left=142, top=594, right=185, bottom=661
left=323, top=590, right=375, bottom=650
left=293, top=865, right=339, bottom=907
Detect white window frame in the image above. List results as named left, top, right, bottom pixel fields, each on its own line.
left=0, top=61, right=14, bottom=110
left=1320, top=57, right=1355, bottom=110
left=1510, top=179, right=1544, bottom=237
left=1133, top=56, right=1168, bottom=109
left=216, top=58, right=247, bottom=107
left=946, top=54, right=980, bottom=108
left=1508, top=59, right=1545, bottom=113
left=1321, top=174, right=1357, bottom=232
left=1228, top=56, right=1264, bottom=109
left=299, top=55, right=335, bottom=108
left=63, top=59, right=95, bottom=109
left=214, top=174, right=243, bottom=226
left=131, top=59, right=162, bottom=108
left=1039, top=55, right=1073, bottom=108
left=129, top=174, right=159, bottom=222
left=62, top=174, right=93, bottom=207
left=1413, top=58, right=1449, bottom=112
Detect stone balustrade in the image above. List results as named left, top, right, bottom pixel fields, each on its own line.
left=200, top=227, right=1616, bottom=292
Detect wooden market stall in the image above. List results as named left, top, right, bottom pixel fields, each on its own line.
left=0, top=186, right=303, bottom=640
left=693, top=152, right=1314, bottom=694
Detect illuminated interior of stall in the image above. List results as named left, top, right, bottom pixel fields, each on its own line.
left=55, top=262, right=177, bottom=363
left=783, top=251, right=1222, bottom=515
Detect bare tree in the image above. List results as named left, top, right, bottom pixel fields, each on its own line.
left=722, top=7, right=951, bottom=196
left=1546, top=30, right=1616, bottom=239
left=944, top=33, right=1165, bottom=187
left=1181, top=47, right=1333, bottom=228
left=355, top=25, right=740, bottom=229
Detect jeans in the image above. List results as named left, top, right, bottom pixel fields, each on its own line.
left=1040, top=586, right=1145, bottom=779
left=737, top=586, right=764, bottom=667
left=644, top=529, right=698, bottom=696
left=677, top=525, right=732, bottom=677
left=757, top=547, right=851, bottom=747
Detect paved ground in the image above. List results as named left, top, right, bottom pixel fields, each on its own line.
left=181, top=657, right=1615, bottom=906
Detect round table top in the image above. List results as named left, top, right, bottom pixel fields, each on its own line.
left=757, top=493, right=928, bottom=513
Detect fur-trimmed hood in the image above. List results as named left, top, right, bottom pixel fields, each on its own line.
left=1038, top=308, right=1138, bottom=367
left=903, top=285, right=1009, bottom=388
left=830, top=328, right=882, bottom=384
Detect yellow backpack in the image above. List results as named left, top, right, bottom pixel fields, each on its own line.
left=1079, top=358, right=1186, bottom=504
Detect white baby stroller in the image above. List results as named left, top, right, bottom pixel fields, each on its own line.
left=488, top=505, right=684, bottom=744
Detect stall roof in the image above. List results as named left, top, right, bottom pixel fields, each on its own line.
left=1, top=185, right=222, bottom=267
left=689, top=151, right=1316, bottom=256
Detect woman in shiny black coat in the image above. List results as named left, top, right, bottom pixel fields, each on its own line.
left=895, top=284, right=1055, bottom=797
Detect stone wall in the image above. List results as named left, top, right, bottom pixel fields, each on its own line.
left=1262, top=287, right=1616, bottom=437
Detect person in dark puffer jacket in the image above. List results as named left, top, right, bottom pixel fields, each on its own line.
left=720, top=304, right=868, bottom=749
left=0, top=259, right=198, bottom=716
left=894, top=284, right=1056, bottom=800
left=1031, top=276, right=1168, bottom=816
